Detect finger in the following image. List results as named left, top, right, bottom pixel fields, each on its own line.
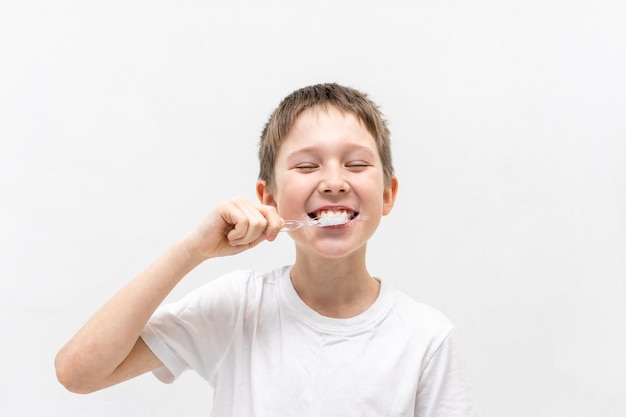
left=233, top=232, right=268, bottom=251
left=254, top=204, right=284, bottom=242
left=227, top=200, right=268, bottom=245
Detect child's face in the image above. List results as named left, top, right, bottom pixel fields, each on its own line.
left=257, top=105, right=398, bottom=259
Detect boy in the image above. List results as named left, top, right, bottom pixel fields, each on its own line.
left=56, top=83, right=476, bottom=416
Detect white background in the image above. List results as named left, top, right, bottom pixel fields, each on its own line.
left=1, top=1, right=625, bottom=416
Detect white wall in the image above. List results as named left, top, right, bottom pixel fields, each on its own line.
left=1, top=1, right=625, bottom=416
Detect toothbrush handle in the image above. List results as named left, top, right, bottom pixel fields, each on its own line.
left=281, top=220, right=305, bottom=232
left=281, top=219, right=317, bottom=232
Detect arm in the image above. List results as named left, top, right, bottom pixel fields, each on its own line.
left=55, top=198, right=283, bottom=394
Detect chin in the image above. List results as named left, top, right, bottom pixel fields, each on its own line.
left=299, top=239, right=368, bottom=260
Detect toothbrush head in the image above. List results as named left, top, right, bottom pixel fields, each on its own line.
left=317, top=212, right=350, bottom=227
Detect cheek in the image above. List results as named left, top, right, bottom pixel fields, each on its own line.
left=277, top=172, right=313, bottom=193
left=272, top=177, right=310, bottom=214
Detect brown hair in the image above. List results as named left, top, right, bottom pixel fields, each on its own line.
left=258, top=83, right=394, bottom=192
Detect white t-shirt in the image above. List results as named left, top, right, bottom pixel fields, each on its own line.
left=141, top=266, right=476, bottom=417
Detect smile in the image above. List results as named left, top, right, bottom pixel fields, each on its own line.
left=308, top=209, right=358, bottom=222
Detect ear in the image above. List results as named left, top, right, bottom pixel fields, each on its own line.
left=382, top=176, right=399, bottom=216
left=256, top=179, right=277, bottom=207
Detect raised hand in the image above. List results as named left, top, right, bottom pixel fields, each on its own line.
left=183, top=198, right=284, bottom=261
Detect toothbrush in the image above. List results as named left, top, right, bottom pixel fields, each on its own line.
left=281, top=213, right=351, bottom=232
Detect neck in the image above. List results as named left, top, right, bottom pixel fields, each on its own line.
left=290, top=250, right=380, bottom=318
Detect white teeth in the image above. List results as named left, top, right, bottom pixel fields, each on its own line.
left=318, top=210, right=352, bottom=218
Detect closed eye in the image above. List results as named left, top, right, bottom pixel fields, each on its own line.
left=294, top=164, right=319, bottom=172
left=346, top=162, right=371, bottom=171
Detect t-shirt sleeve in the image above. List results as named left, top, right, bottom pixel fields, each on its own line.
left=140, top=270, right=249, bottom=384
left=414, top=328, right=477, bottom=417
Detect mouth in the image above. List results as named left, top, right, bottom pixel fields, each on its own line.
left=307, top=208, right=359, bottom=224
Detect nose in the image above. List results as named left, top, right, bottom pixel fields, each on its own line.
left=318, top=165, right=350, bottom=195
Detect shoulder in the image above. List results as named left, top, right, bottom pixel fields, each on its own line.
left=147, top=267, right=287, bottom=348
left=176, top=266, right=287, bottom=308
left=389, top=288, right=454, bottom=331
left=383, top=285, right=455, bottom=352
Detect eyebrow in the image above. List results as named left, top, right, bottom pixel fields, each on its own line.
left=286, top=144, right=376, bottom=160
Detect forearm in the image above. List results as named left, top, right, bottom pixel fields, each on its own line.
left=55, top=236, right=205, bottom=390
